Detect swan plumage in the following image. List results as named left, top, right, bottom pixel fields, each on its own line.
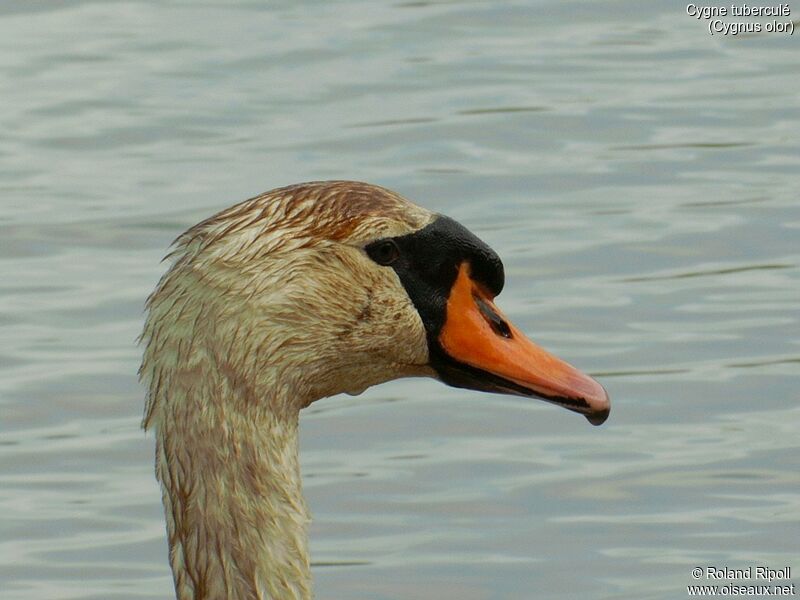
left=140, top=181, right=609, bottom=599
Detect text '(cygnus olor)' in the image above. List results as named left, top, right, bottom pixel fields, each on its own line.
left=140, top=181, right=610, bottom=600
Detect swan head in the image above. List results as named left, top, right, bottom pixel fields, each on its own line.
left=142, top=181, right=609, bottom=426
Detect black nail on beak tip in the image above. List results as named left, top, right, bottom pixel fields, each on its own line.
left=584, top=385, right=611, bottom=426
left=585, top=407, right=610, bottom=426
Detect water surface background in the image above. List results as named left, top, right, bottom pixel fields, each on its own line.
left=1, top=2, right=798, bottom=599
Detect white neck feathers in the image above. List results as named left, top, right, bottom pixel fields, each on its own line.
left=152, top=377, right=312, bottom=600
left=140, top=182, right=435, bottom=599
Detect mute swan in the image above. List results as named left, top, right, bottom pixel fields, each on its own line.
left=140, top=181, right=609, bottom=600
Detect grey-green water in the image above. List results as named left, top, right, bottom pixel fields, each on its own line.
left=1, top=2, right=798, bottom=599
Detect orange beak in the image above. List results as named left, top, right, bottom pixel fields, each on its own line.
left=438, top=263, right=610, bottom=425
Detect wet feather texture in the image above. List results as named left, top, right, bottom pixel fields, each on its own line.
left=141, top=182, right=436, bottom=599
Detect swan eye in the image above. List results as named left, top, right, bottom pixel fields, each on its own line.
left=366, top=239, right=401, bottom=266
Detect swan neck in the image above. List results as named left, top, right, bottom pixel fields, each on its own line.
left=155, top=389, right=311, bottom=600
